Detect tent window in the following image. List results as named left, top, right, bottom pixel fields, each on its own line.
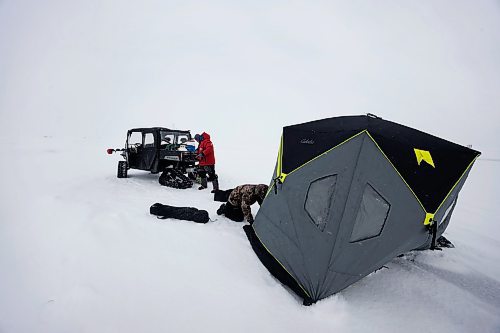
left=350, top=184, right=390, bottom=242
left=305, top=175, right=337, bottom=232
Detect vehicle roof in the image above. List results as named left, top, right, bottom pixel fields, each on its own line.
left=128, top=127, right=191, bottom=134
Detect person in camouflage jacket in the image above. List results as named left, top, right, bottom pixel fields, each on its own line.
left=227, top=184, right=269, bottom=223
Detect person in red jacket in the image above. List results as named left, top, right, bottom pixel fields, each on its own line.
left=194, top=132, right=219, bottom=192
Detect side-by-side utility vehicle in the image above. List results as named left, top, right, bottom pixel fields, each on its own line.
left=107, top=127, right=198, bottom=188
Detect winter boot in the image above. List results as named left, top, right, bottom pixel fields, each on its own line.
left=211, top=178, right=219, bottom=193
left=216, top=203, right=226, bottom=215
left=198, top=177, right=208, bottom=190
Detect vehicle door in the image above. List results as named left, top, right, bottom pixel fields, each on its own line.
left=127, top=131, right=144, bottom=169
left=141, top=132, right=157, bottom=170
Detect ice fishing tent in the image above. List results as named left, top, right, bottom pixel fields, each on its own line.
left=244, top=115, right=481, bottom=305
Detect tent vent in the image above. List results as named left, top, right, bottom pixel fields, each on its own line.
left=440, top=197, right=456, bottom=226
left=350, top=184, right=390, bottom=242
left=305, top=175, right=338, bottom=232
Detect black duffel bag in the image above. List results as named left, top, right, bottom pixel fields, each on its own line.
left=150, top=203, right=210, bottom=224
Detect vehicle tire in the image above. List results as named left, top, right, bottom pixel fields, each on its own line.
left=117, top=161, right=128, bottom=178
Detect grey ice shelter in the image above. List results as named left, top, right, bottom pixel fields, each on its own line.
left=244, top=115, right=481, bottom=305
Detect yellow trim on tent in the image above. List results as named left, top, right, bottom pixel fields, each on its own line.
left=423, top=213, right=435, bottom=226
left=367, top=133, right=481, bottom=224
left=288, top=130, right=367, bottom=176
left=431, top=154, right=481, bottom=217
left=364, top=132, right=427, bottom=214
left=277, top=134, right=283, bottom=178
left=278, top=173, right=288, bottom=183
left=266, top=133, right=286, bottom=197
left=251, top=225, right=311, bottom=299
left=414, top=148, right=435, bottom=168
left=267, top=130, right=366, bottom=196
left=275, top=133, right=289, bottom=183
left=270, top=129, right=480, bottom=225
left=265, top=185, right=274, bottom=198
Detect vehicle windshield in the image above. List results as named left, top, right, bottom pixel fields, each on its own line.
left=160, top=131, right=175, bottom=145
left=176, top=133, right=190, bottom=144
left=160, top=131, right=191, bottom=145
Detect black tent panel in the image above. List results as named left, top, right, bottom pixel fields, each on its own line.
left=366, top=118, right=480, bottom=213
left=281, top=128, right=365, bottom=174
left=280, top=115, right=480, bottom=213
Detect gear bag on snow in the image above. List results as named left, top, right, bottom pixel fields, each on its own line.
left=159, top=169, right=193, bottom=189
left=213, top=189, right=233, bottom=202
left=150, top=203, right=210, bottom=224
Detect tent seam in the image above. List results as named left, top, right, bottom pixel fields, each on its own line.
left=282, top=186, right=316, bottom=299
left=320, top=133, right=367, bottom=296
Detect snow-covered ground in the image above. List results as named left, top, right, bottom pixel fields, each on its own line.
left=0, top=137, right=499, bottom=333
left=1, top=1, right=500, bottom=332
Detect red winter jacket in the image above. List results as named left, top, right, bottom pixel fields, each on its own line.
left=196, top=132, right=216, bottom=166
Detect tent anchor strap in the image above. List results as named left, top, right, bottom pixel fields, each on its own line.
left=428, top=218, right=441, bottom=251
left=272, top=176, right=283, bottom=194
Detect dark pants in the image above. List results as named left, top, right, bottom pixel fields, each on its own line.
left=217, top=201, right=245, bottom=222
left=197, top=165, right=217, bottom=181
left=197, top=165, right=219, bottom=189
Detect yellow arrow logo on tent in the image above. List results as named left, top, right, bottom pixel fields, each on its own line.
left=414, top=149, right=435, bottom=168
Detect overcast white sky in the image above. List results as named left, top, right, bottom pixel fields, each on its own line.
left=1, top=0, right=499, bottom=155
